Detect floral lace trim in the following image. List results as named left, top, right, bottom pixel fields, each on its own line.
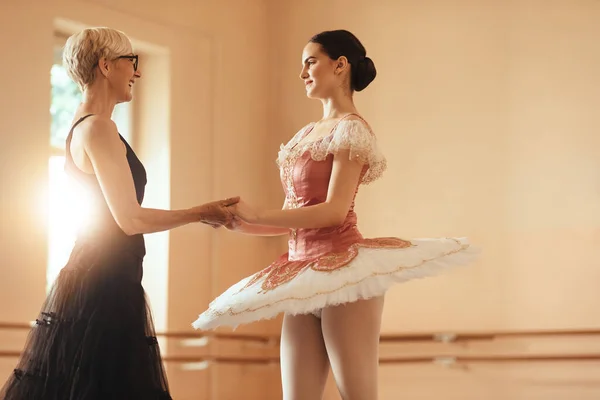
left=207, top=238, right=470, bottom=319
left=277, top=119, right=387, bottom=185
left=239, top=238, right=412, bottom=294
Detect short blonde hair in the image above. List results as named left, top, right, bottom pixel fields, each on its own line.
left=62, top=27, right=133, bottom=91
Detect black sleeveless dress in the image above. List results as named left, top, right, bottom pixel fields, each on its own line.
left=1, top=115, right=172, bottom=399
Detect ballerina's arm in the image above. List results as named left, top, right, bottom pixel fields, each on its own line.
left=223, top=199, right=291, bottom=236
left=230, top=149, right=364, bottom=229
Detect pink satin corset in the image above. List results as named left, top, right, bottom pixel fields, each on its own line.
left=280, top=149, right=367, bottom=261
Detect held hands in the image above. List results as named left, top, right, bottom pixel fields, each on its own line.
left=226, top=198, right=261, bottom=225
left=194, top=196, right=240, bottom=228
left=222, top=198, right=261, bottom=231
left=195, top=197, right=261, bottom=230
left=223, top=214, right=243, bottom=231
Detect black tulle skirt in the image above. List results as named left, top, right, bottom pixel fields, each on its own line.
left=0, top=238, right=171, bottom=400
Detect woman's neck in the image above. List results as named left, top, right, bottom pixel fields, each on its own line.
left=79, top=84, right=117, bottom=118
left=320, top=91, right=358, bottom=121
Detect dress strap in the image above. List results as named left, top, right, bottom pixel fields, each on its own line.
left=338, top=112, right=363, bottom=122
left=65, top=114, right=95, bottom=155
left=328, top=113, right=375, bottom=136
left=64, top=114, right=95, bottom=177
left=72, top=114, right=95, bottom=130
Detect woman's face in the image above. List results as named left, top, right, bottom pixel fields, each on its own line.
left=299, top=42, right=341, bottom=99
left=107, top=53, right=141, bottom=103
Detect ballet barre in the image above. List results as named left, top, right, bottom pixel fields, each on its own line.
left=2, top=349, right=600, bottom=365
left=3, top=321, right=600, bottom=368
left=0, top=321, right=279, bottom=345
left=163, top=353, right=600, bottom=366
left=379, top=328, right=600, bottom=343
left=2, top=321, right=600, bottom=344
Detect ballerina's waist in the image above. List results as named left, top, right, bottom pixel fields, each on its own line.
left=288, top=224, right=363, bottom=261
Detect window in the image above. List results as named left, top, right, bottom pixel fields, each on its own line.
left=47, top=35, right=133, bottom=289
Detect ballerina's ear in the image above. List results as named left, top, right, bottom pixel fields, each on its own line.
left=334, top=56, right=350, bottom=75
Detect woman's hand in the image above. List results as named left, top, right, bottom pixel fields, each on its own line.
left=193, top=197, right=239, bottom=227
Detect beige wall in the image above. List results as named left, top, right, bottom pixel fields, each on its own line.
left=1, top=0, right=600, bottom=399
left=268, top=0, right=600, bottom=329
left=268, top=0, right=600, bottom=399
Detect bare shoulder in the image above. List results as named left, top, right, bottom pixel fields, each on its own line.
left=75, top=116, right=121, bottom=149
left=77, top=115, right=118, bottom=138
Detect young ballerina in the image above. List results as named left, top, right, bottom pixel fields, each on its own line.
left=1, top=27, right=237, bottom=399
left=193, top=30, right=478, bottom=399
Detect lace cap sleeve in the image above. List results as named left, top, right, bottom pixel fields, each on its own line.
left=324, top=118, right=387, bottom=184
left=276, top=117, right=387, bottom=184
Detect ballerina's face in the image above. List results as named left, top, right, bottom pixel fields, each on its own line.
left=299, top=42, right=341, bottom=99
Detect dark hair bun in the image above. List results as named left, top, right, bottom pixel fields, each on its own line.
left=310, top=30, right=376, bottom=92
left=353, top=56, right=376, bottom=92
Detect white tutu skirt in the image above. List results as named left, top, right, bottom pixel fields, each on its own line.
left=193, top=237, right=478, bottom=330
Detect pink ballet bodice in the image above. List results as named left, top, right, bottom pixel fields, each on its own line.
left=281, top=148, right=366, bottom=261
left=233, top=118, right=407, bottom=294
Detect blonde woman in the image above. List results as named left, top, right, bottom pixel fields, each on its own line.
left=1, top=27, right=237, bottom=399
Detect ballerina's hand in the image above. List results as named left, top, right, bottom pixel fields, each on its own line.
left=224, top=215, right=243, bottom=231
left=228, top=199, right=260, bottom=224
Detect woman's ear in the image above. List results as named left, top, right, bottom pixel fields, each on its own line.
left=335, top=56, right=349, bottom=75
left=97, top=57, right=110, bottom=78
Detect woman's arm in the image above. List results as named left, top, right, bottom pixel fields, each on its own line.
left=80, top=117, right=236, bottom=235
left=231, top=149, right=364, bottom=229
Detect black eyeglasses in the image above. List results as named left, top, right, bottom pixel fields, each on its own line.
left=116, top=55, right=139, bottom=72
